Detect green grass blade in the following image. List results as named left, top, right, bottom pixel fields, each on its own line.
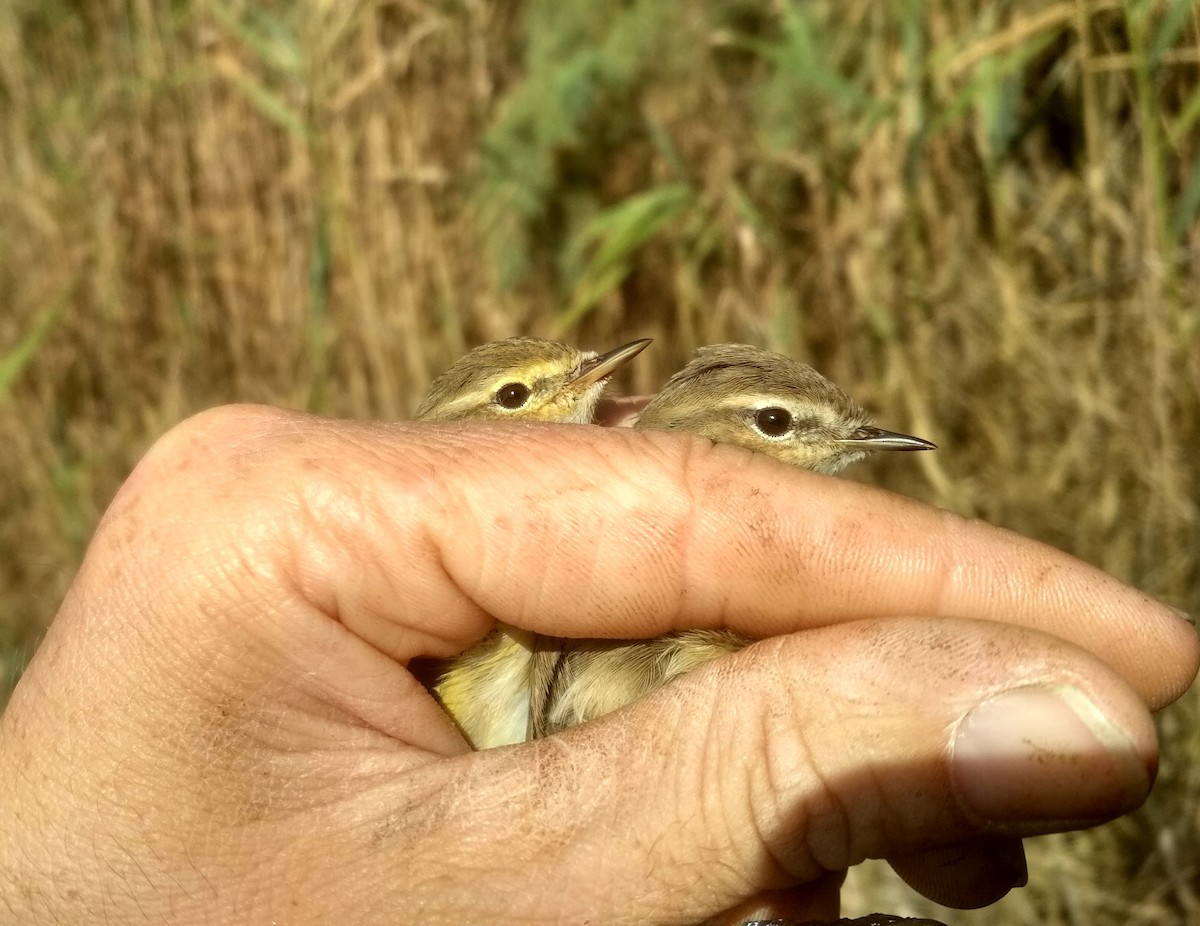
left=0, top=279, right=74, bottom=401
left=1148, top=0, right=1193, bottom=71
left=206, top=0, right=303, bottom=76
left=223, top=70, right=308, bottom=137
left=1171, top=148, right=1200, bottom=245
left=557, top=183, right=691, bottom=329
left=1168, top=82, right=1200, bottom=145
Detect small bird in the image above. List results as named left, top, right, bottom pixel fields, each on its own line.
left=415, top=336, right=650, bottom=425
left=529, top=343, right=935, bottom=738
left=417, top=336, right=652, bottom=749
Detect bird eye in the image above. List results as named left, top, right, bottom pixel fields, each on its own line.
left=753, top=407, right=793, bottom=438
left=495, top=382, right=532, bottom=409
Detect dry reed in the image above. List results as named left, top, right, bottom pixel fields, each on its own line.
left=1, top=1, right=1197, bottom=922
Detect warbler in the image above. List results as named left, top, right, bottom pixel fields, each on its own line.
left=529, top=343, right=935, bottom=738
left=417, top=335, right=652, bottom=748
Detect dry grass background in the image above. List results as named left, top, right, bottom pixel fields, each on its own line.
left=2, top=0, right=1198, bottom=922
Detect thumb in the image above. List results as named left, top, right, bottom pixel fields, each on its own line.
left=375, top=617, right=1155, bottom=924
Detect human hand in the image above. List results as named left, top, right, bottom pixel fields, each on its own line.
left=0, top=405, right=1194, bottom=924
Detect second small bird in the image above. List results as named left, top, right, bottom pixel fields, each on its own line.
left=528, top=343, right=935, bottom=738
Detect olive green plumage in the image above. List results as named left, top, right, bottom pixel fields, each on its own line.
left=418, top=337, right=587, bottom=423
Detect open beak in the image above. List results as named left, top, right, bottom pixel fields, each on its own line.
left=571, top=338, right=653, bottom=390
left=840, top=425, right=937, bottom=452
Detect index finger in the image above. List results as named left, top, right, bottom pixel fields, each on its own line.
left=134, top=407, right=1197, bottom=712
left=412, top=423, right=1197, bottom=710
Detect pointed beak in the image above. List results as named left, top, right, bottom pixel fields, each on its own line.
left=571, top=338, right=653, bottom=389
left=840, top=425, right=936, bottom=452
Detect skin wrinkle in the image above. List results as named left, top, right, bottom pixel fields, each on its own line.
left=746, top=683, right=810, bottom=892
left=406, top=510, right=495, bottom=662
left=360, top=763, right=481, bottom=891
left=819, top=493, right=942, bottom=619
left=200, top=417, right=446, bottom=655
left=700, top=489, right=782, bottom=611
left=544, top=427, right=688, bottom=636
left=500, top=737, right=642, bottom=920
left=691, top=678, right=733, bottom=878
left=155, top=581, right=430, bottom=838
left=706, top=685, right=771, bottom=904
left=732, top=643, right=817, bottom=885
left=676, top=437, right=752, bottom=633
left=641, top=724, right=725, bottom=919
left=90, top=476, right=255, bottom=687
left=511, top=739, right=606, bottom=854
left=930, top=514, right=1124, bottom=682
left=397, top=473, right=494, bottom=656
left=518, top=429, right=695, bottom=638
left=288, top=445, right=397, bottom=628
left=630, top=503, right=696, bottom=638
left=525, top=499, right=608, bottom=629
left=295, top=428, right=491, bottom=662
left=830, top=499, right=936, bottom=618
left=428, top=428, right=569, bottom=633
left=189, top=604, right=336, bottom=743
left=738, top=461, right=875, bottom=626
left=47, top=618, right=238, bottom=860
left=768, top=702, right=840, bottom=886
left=593, top=432, right=698, bottom=637
left=762, top=635, right=888, bottom=879
left=530, top=721, right=644, bottom=913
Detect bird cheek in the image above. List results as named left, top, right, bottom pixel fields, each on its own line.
left=523, top=401, right=565, bottom=422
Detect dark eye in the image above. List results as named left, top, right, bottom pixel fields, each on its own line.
left=495, top=382, right=531, bottom=409
left=754, top=407, right=792, bottom=437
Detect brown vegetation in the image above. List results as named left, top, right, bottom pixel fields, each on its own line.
left=1, top=1, right=1197, bottom=922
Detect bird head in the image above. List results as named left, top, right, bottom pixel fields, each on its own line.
left=416, top=337, right=652, bottom=423
left=635, top=344, right=934, bottom=474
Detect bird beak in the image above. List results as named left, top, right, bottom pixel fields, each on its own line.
left=571, top=338, right=653, bottom=389
left=840, top=425, right=937, bottom=452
